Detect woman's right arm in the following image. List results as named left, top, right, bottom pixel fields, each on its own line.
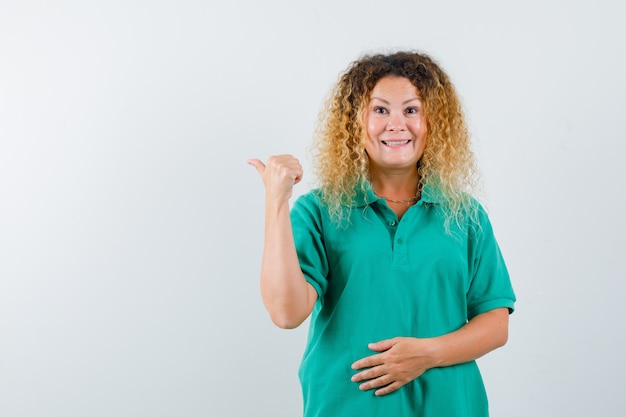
left=248, top=155, right=318, bottom=329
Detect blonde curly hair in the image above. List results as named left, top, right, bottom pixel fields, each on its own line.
left=312, top=51, right=479, bottom=230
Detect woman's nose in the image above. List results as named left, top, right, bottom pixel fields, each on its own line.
left=386, top=112, right=407, bottom=131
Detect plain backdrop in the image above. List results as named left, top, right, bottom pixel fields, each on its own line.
left=1, top=1, right=625, bottom=416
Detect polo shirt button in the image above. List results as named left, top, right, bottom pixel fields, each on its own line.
left=397, top=238, right=403, bottom=244
left=388, top=220, right=397, bottom=227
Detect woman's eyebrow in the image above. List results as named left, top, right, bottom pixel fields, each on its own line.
left=370, top=96, right=421, bottom=105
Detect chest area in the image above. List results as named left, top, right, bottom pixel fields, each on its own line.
left=324, top=205, right=468, bottom=272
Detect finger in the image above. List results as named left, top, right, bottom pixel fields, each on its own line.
left=268, top=156, right=302, bottom=183
left=246, top=158, right=266, bottom=175
left=351, top=352, right=384, bottom=371
left=374, top=381, right=403, bottom=396
left=358, top=374, right=392, bottom=391
left=367, top=338, right=397, bottom=352
left=351, top=364, right=386, bottom=383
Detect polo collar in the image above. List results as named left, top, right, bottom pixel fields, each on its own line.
left=352, top=182, right=445, bottom=208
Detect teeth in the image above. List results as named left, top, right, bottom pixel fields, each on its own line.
left=383, top=140, right=410, bottom=146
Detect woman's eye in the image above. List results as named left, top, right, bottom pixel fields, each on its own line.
left=374, top=106, right=387, bottom=114
left=405, top=107, right=418, bottom=114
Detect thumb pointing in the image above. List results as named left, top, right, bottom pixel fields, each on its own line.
left=247, top=158, right=266, bottom=175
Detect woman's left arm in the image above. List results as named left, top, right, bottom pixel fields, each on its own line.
left=351, top=307, right=510, bottom=396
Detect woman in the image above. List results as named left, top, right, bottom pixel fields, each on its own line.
left=248, top=51, right=515, bottom=417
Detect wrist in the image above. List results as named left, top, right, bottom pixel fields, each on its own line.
left=424, top=337, right=446, bottom=368
left=265, top=196, right=290, bottom=213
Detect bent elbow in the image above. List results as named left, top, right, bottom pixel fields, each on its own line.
left=496, top=328, right=509, bottom=348
left=263, top=286, right=316, bottom=329
left=270, top=312, right=306, bottom=329
left=493, top=317, right=509, bottom=349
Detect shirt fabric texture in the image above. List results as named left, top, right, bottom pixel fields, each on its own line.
left=290, top=184, right=516, bottom=417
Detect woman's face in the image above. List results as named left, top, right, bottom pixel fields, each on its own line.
left=363, top=76, right=427, bottom=173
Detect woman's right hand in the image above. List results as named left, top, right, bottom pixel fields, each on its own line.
left=247, top=155, right=315, bottom=329
left=247, top=155, right=303, bottom=203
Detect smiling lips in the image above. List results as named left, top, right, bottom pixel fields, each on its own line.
left=382, top=140, right=411, bottom=147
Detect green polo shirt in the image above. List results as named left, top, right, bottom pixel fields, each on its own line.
left=290, top=185, right=515, bottom=417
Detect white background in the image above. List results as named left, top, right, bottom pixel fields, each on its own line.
left=1, top=1, right=625, bottom=416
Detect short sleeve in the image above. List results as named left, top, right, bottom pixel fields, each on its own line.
left=466, top=205, right=516, bottom=319
left=290, top=193, right=329, bottom=303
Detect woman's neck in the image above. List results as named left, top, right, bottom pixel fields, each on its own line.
left=370, top=170, right=420, bottom=200
left=370, top=170, right=421, bottom=218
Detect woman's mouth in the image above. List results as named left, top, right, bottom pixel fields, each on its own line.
left=382, top=140, right=411, bottom=147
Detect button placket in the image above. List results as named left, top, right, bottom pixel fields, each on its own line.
left=393, top=226, right=408, bottom=265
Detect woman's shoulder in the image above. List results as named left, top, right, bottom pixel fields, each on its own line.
left=291, top=188, right=327, bottom=217
left=293, top=188, right=324, bottom=205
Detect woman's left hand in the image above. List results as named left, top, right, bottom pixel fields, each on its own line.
left=350, top=308, right=510, bottom=396
left=351, top=337, right=437, bottom=396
